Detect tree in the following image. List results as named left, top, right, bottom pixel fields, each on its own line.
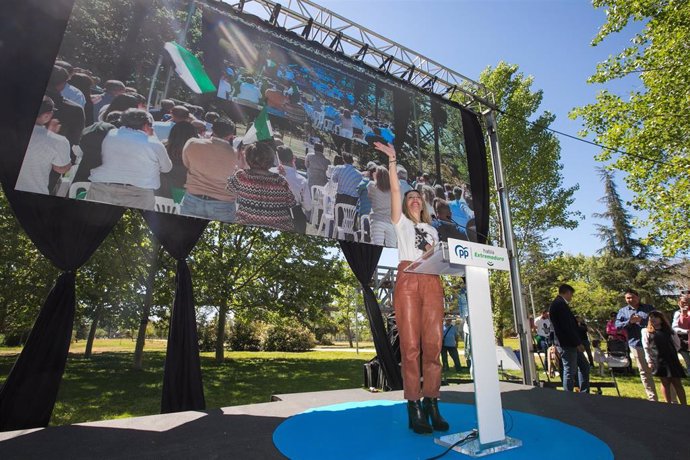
left=59, top=0, right=200, bottom=101
left=477, top=62, right=581, bottom=257
left=591, top=168, right=675, bottom=312
left=190, top=223, right=343, bottom=363
left=594, top=168, right=645, bottom=259
left=469, top=62, right=581, bottom=340
left=0, top=194, right=57, bottom=344
left=571, top=0, right=690, bottom=256
left=330, top=262, right=369, bottom=347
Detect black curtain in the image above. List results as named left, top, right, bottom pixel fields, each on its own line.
left=339, top=241, right=403, bottom=390
left=0, top=0, right=126, bottom=431
left=142, top=212, right=208, bottom=413
left=461, top=108, right=490, bottom=244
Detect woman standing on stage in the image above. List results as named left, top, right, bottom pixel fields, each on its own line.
left=374, top=142, right=448, bottom=434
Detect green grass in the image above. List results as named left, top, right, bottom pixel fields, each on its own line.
left=2, top=338, right=689, bottom=427
left=0, top=348, right=375, bottom=426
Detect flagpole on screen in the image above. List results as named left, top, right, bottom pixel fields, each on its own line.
left=146, top=1, right=197, bottom=108
left=163, top=1, right=197, bottom=99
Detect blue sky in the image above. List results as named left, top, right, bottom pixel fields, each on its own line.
left=307, top=0, right=645, bottom=259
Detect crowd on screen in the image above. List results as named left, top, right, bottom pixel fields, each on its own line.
left=15, top=59, right=473, bottom=245
left=217, top=42, right=395, bottom=148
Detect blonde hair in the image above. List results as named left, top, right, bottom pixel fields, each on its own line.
left=402, top=190, right=432, bottom=225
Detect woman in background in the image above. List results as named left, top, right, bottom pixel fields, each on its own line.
left=227, top=142, right=296, bottom=231
left=159, top=121, right=197, bottom=199
left=643, top=310, right=686, bottom=405
left=367, top=166, right=396, bottom=247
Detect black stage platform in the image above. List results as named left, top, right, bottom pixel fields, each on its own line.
left=0, top=382, right=686, bottom=459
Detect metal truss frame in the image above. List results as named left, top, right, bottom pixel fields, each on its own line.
left=210, top=0, right=495, bottom=112
left=205, top=0, right=535, bottom=385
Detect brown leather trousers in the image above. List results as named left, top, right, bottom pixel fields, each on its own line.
left=394, top=261, right=444, bottom=400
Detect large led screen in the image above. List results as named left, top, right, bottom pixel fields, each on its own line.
left=14, top=0, right=481, bottom=247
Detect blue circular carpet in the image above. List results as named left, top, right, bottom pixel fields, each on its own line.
left=273, top=400, right=613, bottom=459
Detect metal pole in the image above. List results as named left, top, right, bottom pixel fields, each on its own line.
left=355, top=294, right=359, bottom=354
left=162, top=0, right=197, bottom=100
left=529, top=283, right=536, bottom=320
left=146, top=54, right=164, bottom=109
left=483, top=109, right=537, bottom=386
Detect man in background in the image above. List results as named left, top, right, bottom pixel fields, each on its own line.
left=88, top=109, right=171, bottom=210
left=16, top=96, right=72, bottom=194
left=181, top=119, right=243, bottom=222
left=441, top=317, right=462, bottom=373
left=549, top=284, right=590, bottom=393
left=615, top=288, right=657, bottom=401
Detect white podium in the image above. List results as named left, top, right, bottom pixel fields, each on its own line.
left=405, top=239, right=521, bottom=456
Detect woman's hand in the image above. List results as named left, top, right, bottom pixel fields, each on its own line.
left=373, top=141, right=396, bottom=160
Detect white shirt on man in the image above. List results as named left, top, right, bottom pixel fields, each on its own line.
left=89, top=127, right=171, bottom=189
left=16, top=125, right=71, bottom=194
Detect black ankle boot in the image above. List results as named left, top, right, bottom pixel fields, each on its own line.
left=407, top=400, right=433, bottom=434
left=423, top=397, right=450, bottom=431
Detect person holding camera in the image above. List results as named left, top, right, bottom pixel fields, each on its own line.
left=615, top=288, right=657, bottom=401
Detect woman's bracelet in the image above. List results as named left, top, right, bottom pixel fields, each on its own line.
left=389, top=159, right=397, bottom=164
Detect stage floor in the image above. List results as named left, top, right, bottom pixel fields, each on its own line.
left=0, top=382, right=686, bottom=459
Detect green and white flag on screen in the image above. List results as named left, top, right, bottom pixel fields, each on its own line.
left=164, top=41, right=216, bottom=94
left=242, top=107, right=274, bottom=144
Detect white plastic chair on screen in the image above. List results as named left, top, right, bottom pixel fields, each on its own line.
left=359, top=214, right=371, bottom=243
left=154, top=196, right=180, bottom=215
left=318, top=192, right=336, bottom=238
left=310, top=185, right=325, bottom=228
left=334, top=203, right=358, bottom=241
left=68, top=181, right=91, bottom=199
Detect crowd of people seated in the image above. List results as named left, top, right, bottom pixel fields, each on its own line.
left=216, top=42, right=396, bottom=150
left=16, top=57, right=473, bottom=247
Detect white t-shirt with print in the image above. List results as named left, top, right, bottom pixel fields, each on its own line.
left=394, top=213, right=439, bottom=262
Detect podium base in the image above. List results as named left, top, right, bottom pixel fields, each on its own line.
left=434, top=431, right=522, bottom=457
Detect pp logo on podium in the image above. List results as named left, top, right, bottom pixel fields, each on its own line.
left=454, top=244, right=470, bottom=260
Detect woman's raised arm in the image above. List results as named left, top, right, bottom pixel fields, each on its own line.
left=374, top=142, right=401, bottom=224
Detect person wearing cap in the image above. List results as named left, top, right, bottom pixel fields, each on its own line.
left=87, top=108, right=171, bottom=210
left=16, top=96, right=72, bottom=195
left=45, top=64, right=85, bottom=147
left=152, top=105, right=191, bottom=142
left=180, top=119, right=244, bottom=222
left=373, top=141, right=448, bottom=435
